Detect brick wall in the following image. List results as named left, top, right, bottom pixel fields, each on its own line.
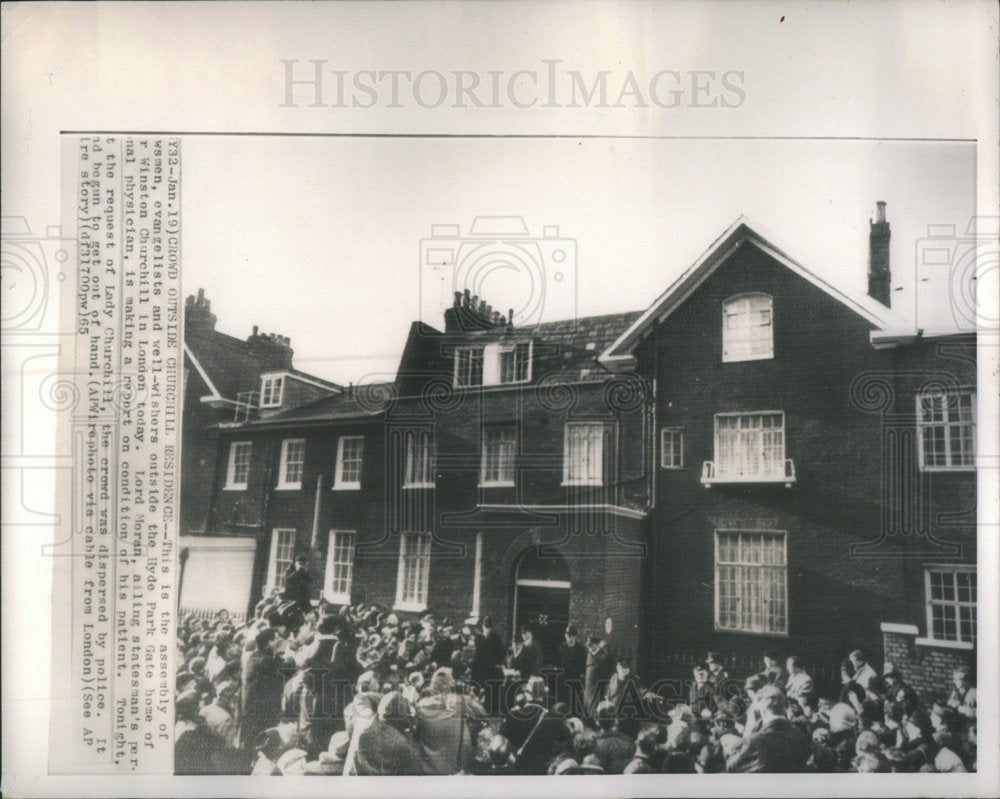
left=882, top=625, right=973, bottom=704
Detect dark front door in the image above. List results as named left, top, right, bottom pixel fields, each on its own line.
left=513, top=546, right=572, bottom=668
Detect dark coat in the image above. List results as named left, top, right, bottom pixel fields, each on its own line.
left=240, top=650, right=285, bottom=753
left=304, top=637, right=358, bottom=751
left=584, top=646, right=613, bottom=717
left=352, top=719, right=424, bottom=776
left=557, top=640, right=587, bottom=707
left=511, top=640, right=544, bottom=679
left=500, top=703, right=571, bottom=775
left=593, top=729, right=636, bottom=774
left=726, top=716, right=812, bottom=773
left=282, top=566, right=313, bottom=612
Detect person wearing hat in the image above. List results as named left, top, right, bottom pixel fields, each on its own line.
left=605, top=653, right=642, bottom=737
left=851, top=729, right=889, bottom=773
left=760, top=650, right=787, bottom=689
left=705, top=652, right=729, bottom=698
left=302, top=614, right=358, bottom=756
left=510, top=623, right=544, bottom=680
left=689, top=662, right=716, bottom=717
left=282, top=555, right=314, bottom=628
left=948, top=665, right=977, bottom=720
left=897, top=709, right=937, bottom=771
left=557, top=623, right=587, bottom=713
left=827, top=702, right=859, bottom=771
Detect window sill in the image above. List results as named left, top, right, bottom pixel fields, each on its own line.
left=394, top=601, right=428, bottom=613
left=918, top=465, right=976, bottom=473
left=223, top=485, right=248, bottom=492
left=479, top=481, right=515, bottom=488
left=722, top=353, right=774, bottom=363
left=332, top=484, right=361, bottom=491
left=275, top=484, right=302, bottom=491
left=402, top=483, right=436, bottom=490
left=915, top=636, right=974, bottom=650
left=660, top=465, right=684, bottom=471
left=561, top=480, right=604, bottom=487
left=323, top=592, right=352, bottom=605
left=714, top=625, right=789, bottom=638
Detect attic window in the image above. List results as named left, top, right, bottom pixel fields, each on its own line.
left=585, top=342, right=597, bottom=350
left=722, top=294, right=773, bottom=362
left=260, top=374, right=285, bottom=407
left=455, top=341, right=532, bottom=387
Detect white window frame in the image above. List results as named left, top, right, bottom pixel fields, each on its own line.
left=224, top=441, right=252, bottom=490
left=395, top=531, right=432, bottom=612
left=453, top=341, right=533, bottom=388
left=922, top=565, right=976, bottom=647
left=266, top=528, right=297, bottom=593
left=714, top=530, right=788, bottom=636
left=334, top=435, right=364, bottom=490
left=562, top=422, right=605, bottom=486
left=260, top=374, right=285, bottom=408
left=277, top=438, right=305, bottom=490
left=480, top=426, right=517, bottom=487
left=916, top=390, right=976, bottom=472
left=713, top=411, right=786, bottom=480
left=403, top=430, right=435, bottom=488
left=324, top=530, right=356, bottom=605
left=660, top=427, right=684, bottom=469
left=722, top=293, right=774, bottom=363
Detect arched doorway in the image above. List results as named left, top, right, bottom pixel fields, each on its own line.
left=513, top=547, right=571, bottom=668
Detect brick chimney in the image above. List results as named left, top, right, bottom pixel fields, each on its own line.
left=443, top=289, right=508, bottom=332
left=246, top=326, right=294, bottom=370
left=184, top=288, right=217, bottom=334
left=868, top=201, right=891, bottom=308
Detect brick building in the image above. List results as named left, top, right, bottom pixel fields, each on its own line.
left=599, top=206, right=977, bottom=698
left=202, top=293, right=652, bottom=664
left=179, top=289, right=341, bottom=618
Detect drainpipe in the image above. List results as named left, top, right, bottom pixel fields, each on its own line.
left=470, top=532, right=483, bottom=622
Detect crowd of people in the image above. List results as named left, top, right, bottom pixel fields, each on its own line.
left=176, top=573, right=977, bottom=775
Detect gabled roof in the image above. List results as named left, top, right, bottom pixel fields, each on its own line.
left=599, top=216, right=913, bottom=362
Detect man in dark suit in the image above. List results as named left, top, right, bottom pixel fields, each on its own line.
left=556, top=624, right=587, bottom=715
left=282, top=555, right=313, bottom=630
left=726, top=684, right=811, bottom=772
left=473, top=616, right=505, bottom=713
left=303, top=615, right=358, bottom=756
left=510, top=624, right=543, bottom=680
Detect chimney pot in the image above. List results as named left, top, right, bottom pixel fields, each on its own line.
left=252, top=325, right=259, bottom=336
left=508, top=308, right=514, bottom=326
left=197, top=287, right=205, bottom=303
left=453, top=291, right=462, bottom=307
left=876, top=201, right=887, bottom=224
left=463, top=288, right=471, bottom=307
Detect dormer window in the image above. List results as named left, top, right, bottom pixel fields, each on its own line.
left=260, top=374, right=285, bottom=408
left=722, top=293, right=773, bottom=362
left=454, top=341, right=532, bottom=387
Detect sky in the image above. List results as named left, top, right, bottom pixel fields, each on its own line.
left=183, top=137, right=977, bottom=385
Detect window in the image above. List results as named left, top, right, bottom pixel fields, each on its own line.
left=224, top=441, right=252, bottom=490
left=925, top=567, right=976, bottom=644
left=404, top=430, right=435, bottom=488
left=277, top=438, right=305, bottom=489
left=455, top=347, right=484, bottom=387
left=660, top=427, right=684, bottom=469
left=324, top=531, right=356, bottom=604
left=723, top=294, right=773, bottom=362
left=267, top=528, right=296, bottom=592
left=454, top=341, right=532, bottom=387
left=481, top=427, right=516, bottom=486
left=714, top=412, right=786, bottom=479
left=395, top=532, right=431, bottom=611
left=260, top=374, right=285, bottom=408
left=715, top=531, right=787, bottom=635
left=334, top=436, right=364, bottom=489
left=563, top=422, right=605, bottom=485
left=917, top=391, right=975, bottom=470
